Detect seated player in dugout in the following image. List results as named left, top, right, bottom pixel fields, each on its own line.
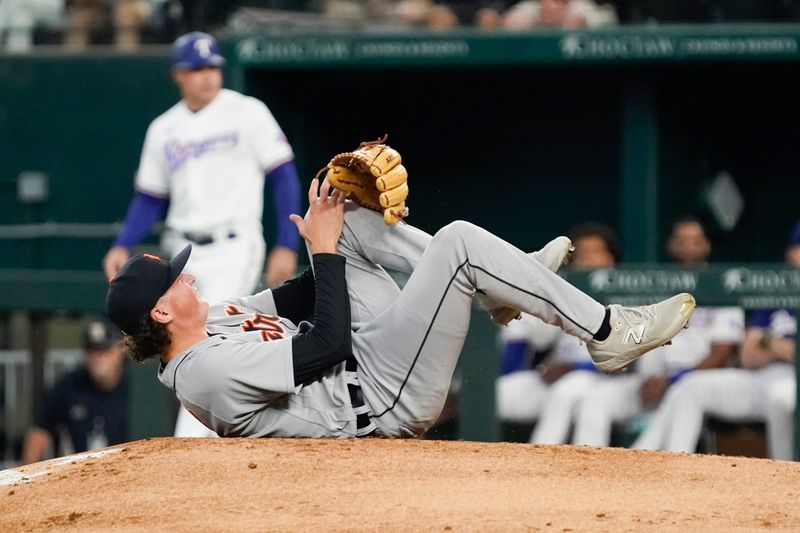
left=105, top=143, right=697, bottom=439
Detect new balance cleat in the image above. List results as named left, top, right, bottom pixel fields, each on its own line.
left=530, top=236, right=574, bottom=273
left=587, top=293, right=696, bottom=373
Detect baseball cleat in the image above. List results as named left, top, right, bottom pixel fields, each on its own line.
left=587, top=293, right=696, bottom=373
left=530, top=236, right=574, bottom=273
left=489, top=236, right=574, bottom=326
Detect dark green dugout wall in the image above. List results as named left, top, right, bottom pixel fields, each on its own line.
left=655, top=62, right=800, bottom=261
left=0, top=53, right=175, bottom=270
left=227, top=26, right=800, bottom=265
left=247, top=66, right=621, bottom=251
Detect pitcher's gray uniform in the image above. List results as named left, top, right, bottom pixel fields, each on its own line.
left=157, top=204, right=612, bottom=438
left=154, top=202, right=697, bottom=439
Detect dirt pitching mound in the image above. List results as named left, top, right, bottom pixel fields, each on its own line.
left=1, top=438, right=799, bottom=532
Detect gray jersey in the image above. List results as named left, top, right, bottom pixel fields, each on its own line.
left=158, top=290, right=361, bottom=438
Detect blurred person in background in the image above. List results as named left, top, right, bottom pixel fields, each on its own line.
left=495, top=223, right=618, bottom=437
left=474, top=5, right=504, bottom=29
left=102, top=31, right=301, bottom=438
left=20, top=318, right=129, bottom=465
left=0, top=0, right=63, bottom=51
left=393, top=0, right=435, bottom=25
left=429, top=1, right=515, bottom=29
left=503, top=0, right=617, bottom=30
left=390, top=0, right=458, bottom=28
left=427, top=3, right=460, bottom=28
left=666, top=215, right=711, bottom=266
left=390, top=0, right=501, bottom=29
left=570, top=217, right=743, bottom=447
left=65, top=0, right=156, bottom=50
left=633, top=223, right=800, bottom=460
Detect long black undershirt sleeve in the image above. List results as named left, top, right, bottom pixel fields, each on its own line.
left=271, top=267, right=316, bottom=324
left=290, top=254, right=352, bottom=384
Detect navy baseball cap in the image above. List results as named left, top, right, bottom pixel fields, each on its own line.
left=172, top=32, right=226, bottom=70
left=106, top=245, right=192, bottom=336
left=82, top=318, right=121, bottom=351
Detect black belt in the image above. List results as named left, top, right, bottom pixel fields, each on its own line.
left=181, top=230, right=237, bottom=246
left=346, top=357, right=376, bottom=437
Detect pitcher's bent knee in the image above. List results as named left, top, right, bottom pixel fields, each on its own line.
left=433, top=220, right=486, bottom=245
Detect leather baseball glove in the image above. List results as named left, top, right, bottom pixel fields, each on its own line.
left=320, top=135, right=409, bottom=225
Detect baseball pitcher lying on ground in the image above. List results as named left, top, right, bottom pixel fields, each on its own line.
left=106, top=151, right=695, bottom=439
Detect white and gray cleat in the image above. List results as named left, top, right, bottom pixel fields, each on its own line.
left=530, top=235, right=574, bottom=273
left=587, top=293, right=696, bottom=373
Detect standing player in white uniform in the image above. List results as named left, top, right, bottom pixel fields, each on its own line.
left=102, top=32, right=301, bottom=438
left=105, top=175, right=696, bottom=440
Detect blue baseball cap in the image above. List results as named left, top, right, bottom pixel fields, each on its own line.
left=172, top=32, right=226, bottom=70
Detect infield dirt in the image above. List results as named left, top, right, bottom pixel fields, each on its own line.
left=1, top=437, right=799, bottom=532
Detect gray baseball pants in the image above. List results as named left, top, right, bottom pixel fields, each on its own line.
left=328, top=204, right=605, bottom=437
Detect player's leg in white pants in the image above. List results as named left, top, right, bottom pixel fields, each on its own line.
left=757, top=363, right=796, bottom=460
left=495, top=370, right=550, bottom=424
left=341, top=216, right=605, bottom=437
left=174, top=404, right=218, bottom=438
left=631, top=378, right=682, bottom=451
left=530, top=370, right=602, bottom=444
left=572, top=374, right=643, bottom=447
left=632, top=368, right=764, bottom=453
left=163, top=230, right=266, bottom=304
left=164, top=230, right=266, bottom=438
